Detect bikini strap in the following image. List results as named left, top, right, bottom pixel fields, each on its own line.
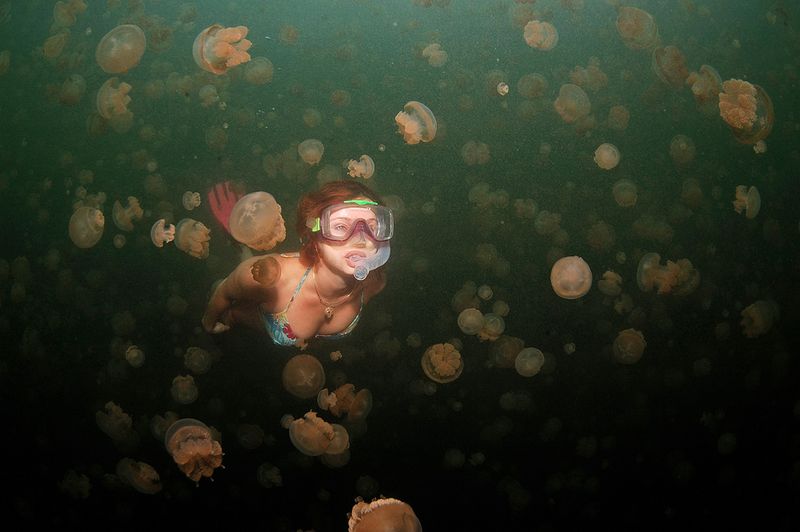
left=279, top=266, right=312, bottom=313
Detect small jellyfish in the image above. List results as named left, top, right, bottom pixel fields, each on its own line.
left=740, top=300, right=779, bottom=338
left=597, top=271, right=623, bottom=297
left=515, top=347, right=545, bottom=377
left=685, top=65, right=721, bottom=110
left=478, top=313, right=506, bottom=341
left=192, top=24, right=252, bottom=75
left=651, top=45, right=689, bottom=89
left=125, top=344, right=145, bottom=367
left=554, top=84, right=591, bottom=124
left=496, top=82, right=509, bottom=96
left=150, top=219, right=175, bottom=248
left=164, top=418, right=223, bottom=483
left=523, top=20, right=558, bottom=50
left=282, top=354, right=325, bottom=399
left=95, top=24, right=146, bottom=74
left=96, top=77, right=132, bottom=119
left=251, top=256, right=281, bottom=287
left=669, top=134, right=695, bottom=166
left=348, top=497, right=422, bottom=532
left=287, top=410, right=335, bottom=456
left=347, top=154, right=375, bottom=179
left=171, top=375, right=199, bottom=405
left=182, top=191, right=201, bottom=210
left=229, top=191, right=287, bottom=251
left=69, top=206, right=105, bottom=249
left=613, top=329, right=646, bottom=364
left=612, top=179, right=638, bottom=207
left=174, top=218, right=211, bottom=259
left=421, top=43, right=448, bottom=67
left=395, top=101, right=437, bottom=145
left=244, top=56, right=274, bottom=85
left=184, top=347, right=212, bottom=375
left=461, top=141, right=491, bottom=166
left=298, top=139, right=325, bottom=165
left=457, top=308, right=484, bottom=335
left=550, top=256, right=592, bottom=299
left=58, top=74, right=86, bottom=105
left=732, top=185, right=761, bottom=219
left=593, top=143, right=620, bottom=170
left=328, top=384, right=373, bottom=424
left=421, top=343, right=463, bottom=383
left=636, top=253, right=700, bottom=296
left=112, top=196, right=143, bottom=231
left=115, top=458, right=161, bottom=494
left=517, top=73, right=548, bottom=99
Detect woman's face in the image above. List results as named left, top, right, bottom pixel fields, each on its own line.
left=316, top=205, right=379, bottom=276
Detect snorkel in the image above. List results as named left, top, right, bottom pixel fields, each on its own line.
left=351, top=242, right=390, bottom=281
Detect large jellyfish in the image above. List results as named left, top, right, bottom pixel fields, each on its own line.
left=174, top=218, right=211, bottom=259
left=95, top=24, right=146, bottom=74
left=421, top=343, right=463, bottom=383
left=718, top=79, right=774, bottom=144
left=394, top=101, right=437, bottom=144
left=282, top=354, right=325, bottom=399
left=550, top=256, right=592, bottom=299
left=164, top=418, right=223, bottom=483
left=69, top=206, right=104, bottom=248
left=229, top=191, right=287, bottom=251
left=192, top=24, right=252, bottom=75
left=347, top=497, right=422, bottom=532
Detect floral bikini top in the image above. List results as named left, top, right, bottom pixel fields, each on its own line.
left=261, top=267, right=363, bottom=347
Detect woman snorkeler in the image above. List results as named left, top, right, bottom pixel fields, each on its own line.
left=202, top=180, right=393, bottom=347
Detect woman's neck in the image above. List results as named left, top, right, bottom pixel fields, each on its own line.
left=313, top=262, right=358, bottom=299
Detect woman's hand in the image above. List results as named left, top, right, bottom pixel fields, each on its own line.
left=202, top=312, right=230, bottom=334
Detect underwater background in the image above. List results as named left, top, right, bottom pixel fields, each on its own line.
left=1, top=0, right=800, bottom=529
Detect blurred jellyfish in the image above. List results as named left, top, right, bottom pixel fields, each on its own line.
left=192, top=24, right=252, bottom=74
left=607, top=105, right=630, bottom=131
left=112, top=196, right=143, bottom=231
left=58, top=74, right=86, bottom=105
left=612, top=180, right=637, bottom=208
left=740, top=300, right=779, bottom=338
left=282, top=354, right=325, bottom=399
left=174, top=218, right=211, bottom=259
left=236, top=423, right=265, bottom=450
left=732, top=185, right=761, bottom=219
left=613, top=329, right=646, bottom=364
left=244, top=56, right=274, bottom=85
left=593, top=143, right=620, bottom=170
left=554, top=84, right=590, bottom=124
left=685, top=65, right=721, bottom=111
left=150, top=219, right=175, bottom=248
left=125, top=344, right=145, bottom=367
left=96, top=77, right=132, bottom=119
left=523, top=20, right=558, bottom=50
left=597, top=271, right=623, bottom=297
left=421, top=43, right=448, bottom=67
left=95, top=24, right=146, bottom=74
left=461, top=141, right=491, bottom=166
left=115, top=458, right=161, bottom=494
left=718, top=80, right=774, bottom=144
left=515, top=347, right=545, bottom=377
left=171, top=375, right=199, bottom=405
left=182, top=191, right=201, bottom=210
left=636, top=253, right=700, bottom=296
left=669, top=134, right=695, bottom=166
left=457, top=308, right=484, bottom=335
left=615, top=6, right=659, bottom=50
left=550, top=256, right=592, bottom=299
left=184, top=347, right=212, bottom=374
left=328, top=384, right=373, bottom=424
left=347, top=155, right=375, bottom=179
left=395, top=101, right=437, bottom=145
left=421, top=343, right=463, bottom=383
left=198, top=85, right=219, bottom=107
left=348, top=497, right=422, bottom=532
left=298, top=139, right=325, bottom=165
left=257, top=462, right=282, bottom=488
left=517, top=73, right=548, bottom=99
left=96, top=401, right=139, bottom=450
left=478, top=313, right=506, bottom=341
left=69, top=206, right=104, bottom=248
left=651, top=45, right=688, bottom=89
left=229, top=191, right=287, bottom=251
left=164, top=418, right=223, bottom=483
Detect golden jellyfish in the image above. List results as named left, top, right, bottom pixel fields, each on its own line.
left=330, top=89, right=352, bottom=108
left=43, top=30, right=70, bottom=60
left=421, top=43, right=448, bottom=67
left=282, top=354, right=325, bottom=399
left=164, top=418, right=223, bottom=483
left=457, top=308, right=484, bottom=335
left=669, top=134, right=695, bottom=166
left=718, top=79, right=774, bottom=144
left=740, top=300, right=779, bottom=338
left=198, top=85, right=219, bottom=108
left=613, top=329, right=646, bottom=364
left=96, top=77, right=132, bottom=119
left=303, top=108, right=322, bottom=128
left=394, top=101, right=437, bottom=145
left=636, top=252, right=700, bottom=296
left=550, top=256, right=592, bottom=299
left=347, top=155, right=375, bottom=179
left=328, top=384, right=373, bottom=423
left=115, top=458, right=161, bottom=495
left=461, top=141, right=491, bottom=166
left=597, top=270, right=623, bottom=297
left=594, top=143, right=620, bottom=170
left=252, top=256, right=281, bottom=287
left=192, top=24, right=252, bottom=75
left=150, top=219, right=175, bottom=248
left=615, top=6, right=659, bottom=50
left=586, top=221, right=615, bottom=252
left=229, top=191, right=287, bottom=251
left=58, top=74, right=86, bottom=106
left=612, top=179, right=638, bottom=207
left=69, top=206, right=104, bottom=248
left=112, top=196, right=143, bottom=231
left=244, top=56, right=273, bottom=85
left=287, top=411, right=339, bottom=456
left=125, top=344, right=145, bottom=367
left=298, top=139, right=325, bottom=165
left=607, top=105, right=630, bottom=131
left=421, top=343, right=463, bottom=383
left=174, top=218, right=211, bottom=259
left=523, top=20, right=558, bottom=50
left=348, top=497, right=422, bottom=532
left=279, top=24, right=299, bottom=45
left=732, top=185, right=761, bottom=219
left=554, top=84, right=591, bottom=124
left=517, top=73, right=548, bottom=99
left=478, top=313, right=505, bottom=341
left=184, top=347, right=212, bottom=375
left=171, top=375, right=199, bottom=405
left=95, top=24, right=146, bottom=74
left=515, top=347, right=545, bottom=377
left=651, top=45, right=689, bottom=89
left=182, top=191, right=201, bottom=210
left=686, top=65, right=721, bottom=108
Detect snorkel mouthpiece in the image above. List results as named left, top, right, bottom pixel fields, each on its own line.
left=353, top=244, right=390, bottom=281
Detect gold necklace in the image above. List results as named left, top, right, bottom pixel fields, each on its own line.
left=313, top=270, right=358, bottom=319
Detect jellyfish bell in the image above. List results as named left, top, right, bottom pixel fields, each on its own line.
left=95, top=24, right=146, bottom=74
left=164, top=418, right=223, bottom=483
left=523, top=20, right=558, bottom=51
left=593, top=143, right=620, bottom=170
left=112, top=196, right=143, bottom=231
left=615, top=6, right=659, bottom=50
left=288, top=411, right=334, bottom=456
left=69, top=206, right=105, bottom=248
left=550, top=256, right=592, bottom=299
left=421, top=343, right=463, bottom=383
left=457, top=308, right=484, bottom=335
left=115, top=458, right=161, bottom=495
left=613, top=329, right=646, bottom=364
left=732, top=185, right=761, bottom=219
left=395, top=101, right=437, bottom=145
left=96, top=77, right=132, bottom=119
left=347, top=154, right=375, bottom=179
left=150, top=219, right=175, bottom=247
left=718, top=80, right=774, bottom=144
left=348, top=497, right=422, bottom=532
left=229, top=191, right=287, bottom=251
left=298, top=139, right=325, bottom=165
left=192, top=24, right=252, bottom=75
left=669, top=134, right=695, bottom=166
left=182, top=191, right=201, bottom=210
left=651, top=45, right=689, bottom=89
left=612, top=179, right=638, bottom=207
left=174, top=218, right=211, bottom=259
left=282, top=354, right=325, bottom=399
left=554, top=84, right=591, bottom=124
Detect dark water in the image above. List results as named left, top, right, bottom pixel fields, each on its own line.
left=1, top=0, right=800, bottom=529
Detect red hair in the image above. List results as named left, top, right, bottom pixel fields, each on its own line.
left=296, top=180, right=385, bottom=265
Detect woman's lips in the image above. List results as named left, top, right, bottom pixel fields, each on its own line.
left=345, top=251, right=366, bottom=268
